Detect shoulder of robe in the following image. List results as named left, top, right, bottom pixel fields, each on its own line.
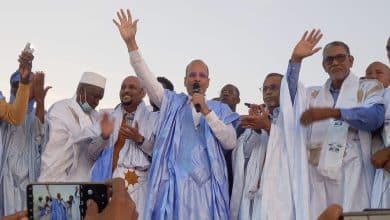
left=47, top=98, right=73, bottom=118
left=358, top=79, right=384, bottom=98
left=208, top=99, right=232, bottom=115
left=384, top=87, right=390, bottom=98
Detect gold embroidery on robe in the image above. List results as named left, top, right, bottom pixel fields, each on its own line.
left=311, top=90, right=320, bottom=99
left=125, top=170, right=139, bottom=186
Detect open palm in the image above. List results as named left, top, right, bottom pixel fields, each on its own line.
left=292, top=29, right=323, bottom=62
left=113, top=9, right=139, bottom=43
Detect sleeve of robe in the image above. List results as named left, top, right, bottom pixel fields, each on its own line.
left=129, top=50, right=164, bottom=108
left=205, top=110, right=237, bottom=150
left=0, top=83, right=30, bottom=125
left=39, top=109, right=76, bottom=181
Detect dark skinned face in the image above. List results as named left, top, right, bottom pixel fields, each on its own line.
left=262, top=75, right=282, bottom=113
left=120, top=76, right=145, bottom=109
left=77, top=84, right=104, bottom=110
left=322, top=45, right=354, bottom=83
left=184, top=61, right=210, bottom=95
left=366, top=62, right=390, bottom=87
left=219, top=84, right=240, bottom=111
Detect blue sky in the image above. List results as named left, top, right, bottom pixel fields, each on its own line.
left=1, top=0, right=389, bottom=114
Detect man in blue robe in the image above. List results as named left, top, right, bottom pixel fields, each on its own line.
left=113, top=9, right=239, bottom=219
left=46, top=186, right=67, bottom=220
left=0, top=68, right=50, bottom=215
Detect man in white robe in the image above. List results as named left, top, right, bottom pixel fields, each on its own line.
left=288, top=29, right=385, bottom=219
left=39, top=72, right=107, bottom=181
left=366, top=62, right=390, bottom=208
left=230, top=73, right=282, bottom=220
left=90, top=76, right=156, bottom=219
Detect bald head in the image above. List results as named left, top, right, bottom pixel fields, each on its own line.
left=120, top=75, right=145, bottom=110
left=365, top=61, right=390, bottom=87
left=185, top=59, right=209, bottom=77
left=184, top=59, right=210, bottom=95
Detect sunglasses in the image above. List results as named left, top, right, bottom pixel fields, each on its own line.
left=187, top=72, right=208, bottom=79
left=259, top=84, right=279, bottom=93
left=323, top=54, right=349, bottom=65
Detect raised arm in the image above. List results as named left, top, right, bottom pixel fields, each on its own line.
left=287, top=29, right=322, bottom=103
left=33, top=71, right=52, bottom=124
left=0, top=51, right=34, bottom=125
left=113, top=9, right=164, bottom=107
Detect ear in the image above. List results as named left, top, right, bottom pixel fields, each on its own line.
left=140, top=88, right=146, bottom=98
left=237, top=97, right=241, bottom=104
left=322, top=60, right=327, bottom=72
left=349, top=55, right=354, bottom=67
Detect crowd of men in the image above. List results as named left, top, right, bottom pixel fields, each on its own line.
left=1, top=8, right=390, bottom=220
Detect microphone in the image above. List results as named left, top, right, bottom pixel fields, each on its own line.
left=192, top=82, right=201, bottom=113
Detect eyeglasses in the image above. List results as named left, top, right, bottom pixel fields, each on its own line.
left=323, top=54, right=349, bottom=65
left=259, top=84, right=279, bottom=93
left=187, top=72, right=208, bottom=79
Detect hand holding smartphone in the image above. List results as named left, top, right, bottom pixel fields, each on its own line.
left=23, top=42, right=35, bottom=55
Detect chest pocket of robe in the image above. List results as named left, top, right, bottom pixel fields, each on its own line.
left=189, top=145, right=211, bottom=186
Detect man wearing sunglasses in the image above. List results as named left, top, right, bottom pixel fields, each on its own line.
left=113, top=9, right=238, bottom=220
left=287, top=29, right=385, bottom=219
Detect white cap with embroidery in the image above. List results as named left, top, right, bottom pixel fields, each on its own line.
left=79, top=72, right=106, bottom=89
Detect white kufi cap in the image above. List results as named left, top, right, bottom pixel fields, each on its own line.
left=79, top=72, right=106, bottom=89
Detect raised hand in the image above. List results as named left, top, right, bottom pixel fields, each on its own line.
left=32, top=72, right=52, bottom=103
left=291, top=29, right=323, bottom=63
left=113, top=9, right=139, bottom=51
left=18, top=51, right=34, bottom=84
left=100, top=113, right=115, bottom=140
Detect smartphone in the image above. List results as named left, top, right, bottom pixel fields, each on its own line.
left=343, top=209, right=390, bottom=220
left=244, top=102, right=251, bottom=108
left=27, top=182, right=108, bottom=220
left=23, top=42, right=35, bottom=54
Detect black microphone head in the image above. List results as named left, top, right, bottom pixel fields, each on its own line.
left=192, top=82, right=201, bottom=93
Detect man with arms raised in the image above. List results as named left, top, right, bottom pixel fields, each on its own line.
left=114, top=9, right=238, bottom=219
left=288, top=29, right=384, bottom=218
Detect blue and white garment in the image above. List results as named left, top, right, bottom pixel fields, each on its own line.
left=0, top=71, right=46, bottom=216
left=91, top=102, right=157, bottom=220
left=144, top=90, right=238, bottom=220
left=371, top=88, right=390, bottom=208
